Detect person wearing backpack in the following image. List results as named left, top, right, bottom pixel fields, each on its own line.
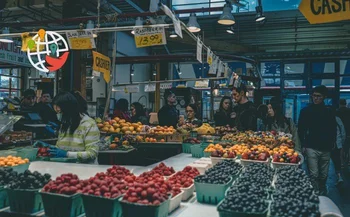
left=332, top=116, right=346, bottom=185
left=260, top=97, right=301, bottom=152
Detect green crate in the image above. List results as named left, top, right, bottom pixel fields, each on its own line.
left=195, top=177, right=233, bottom=205
left=7, top=188, right=43, bottom=214
left=40, top=192, right=84, bottom=217
left=120, top=197, right=170, bottom=217
left=182, top=143, right=193, bottom=154
left=203, top=152, right=211, bottom=157
left=82, top=194, right=122, bottom=217
left=191, top=145, right=205, bottom=158
left=0, top=150, right=17, bottom=157
left=11, top=163, right=30, bottom=174
left=217, top=199, right=268, bottom=217
left=0, top=186, right=9, bottom=209
left=14, top=147, right=38, bottom=161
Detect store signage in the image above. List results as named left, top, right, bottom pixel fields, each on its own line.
left=160, top=82, right=172, bottom=89
left=207, top=48, right=213, bottom=65
left=92, top=51, right=111, bottom=83
left=134, top=26, right=167, bottom=48
left=66, top=30, right=96, bottom=50
left=25, top=29, right=70, bottom=72
left=194, top=80, right=209, bottom=88
left=145, top=83, right=156, bottom=92
left=0, top=42, right=32, bottom=67
left=299, top=0, right=350, bottom=24
left=196, top=37, right=203, bottom=63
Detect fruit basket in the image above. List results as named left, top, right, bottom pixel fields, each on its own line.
left=190, top=145, right=205, bottom=158
left=0, top=186, right=9, bottom=209
left=240, top=158, right=270, bottom=167
left=119, top=196, right=171, bottom=217
left=217, top=200, right=268, bottom=217
left=169, top=190, right=184, bottom=213
left=82, top=194, right=122, bottom=217
left=271, top=153, right=304, bottom=169
left=40, top=191, right=84, bottom=217
left=14, top=147, right=38, bottom=161
left=11, top=162, right=30, bottom=173
left=6, top=188, right=43, bottom=214
left=195, top=177, right=233, bottom=205
left=181, top=184, right=195, bottom=201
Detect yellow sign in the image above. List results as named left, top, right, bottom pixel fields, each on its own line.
left=21, top=32, right=44, bottom=52
left=133, top=27, right=167, bottom=48
left=69, top=38, right=93, bottom=50
left=299, top=0, right=350, bottom=24
left=92, top=51, right=111, bottom=83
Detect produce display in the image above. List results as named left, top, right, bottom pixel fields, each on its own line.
left=151, top=162, right=176, bottom=176
left=96, top=117, right=144, bottom=134
left=0, top=168, right=18, bottom=186
left=168, top=166, right=200, bottom=188
left=183, top=138, right=201, bottom=144
left=195, top=160, right=242, bottom=184
left=148, top=126, right=176, bottom=135
left=83, top=172, right=126, bottom=198
left=205, top=144, right=235, bottom=158
left=144, top=137, right=166, bottom=143
left=275, top=166, right=312, bottom=189
left=227, top=144, right=249, bottom=155
left=122, top=181, right=169, bottom=205
left=8, top=170, right=51, bottom=190
left=241, top=145, right=270, bottom=162
left=42, top=173, right=83, bottom=195
left=215, top=125, right=237, bottom=135
left=0, top=155, right=29, bottom=167
left=177, top=123, right=197, bottom=134
left=105, top=165, right=134, bottom=180
left=194, top=123, right=215, bottom=135
left=100, top=135, right=135, bottom=151
left=272, top=146, right=301, bottom=164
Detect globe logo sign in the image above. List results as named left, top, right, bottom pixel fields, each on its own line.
left=27, top=29, right=69, bottom=73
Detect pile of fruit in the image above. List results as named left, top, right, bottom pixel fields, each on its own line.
left=96, top=117, right=144, bottom=134
left=151, top=162, right=176, bottom=176
left=148, top=126, right=176, bottom=135
left=210, top=149, right=236, bottom=159
left=8, top=170, right=51, bottom=190
left=270, top=167, right=320, bottom=217
left=105, top=165, right=134, bottom=180
left=195, top=161, right=242, bottom=185
left=168, top=166, right=200, bottom=189
left=37, top=147, right=50, bottom=157
left=144, top=137, right=165, bottom=143
left=177, top=123, right=198, bottom=134
left=0, top=167, right=16, bottom=186
left=241, top=145, right=271, bottom=162
left=222, top=133, right=248, bottom=143
left=272, top=146, right=301, bottom=164
left=42, top=173, right=83, bottom=195
left=0, top=155, right=29, bottom=167
left=101, top=135, right=135, bottom=151
left=215, top=125, right=237, bottom=135
left=227, top=144, right=249, bottom=156
left=204, top=144, right=224, bottom=153
left=194, top=123, right=215, bottom=135
left=183, top=138, right=201, bottom=144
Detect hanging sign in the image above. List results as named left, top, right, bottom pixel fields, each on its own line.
left=26, top=29, right=70, bottom=73
left=160, top=4, right=183, bottom=38
left=299, top=0, right=350, bottom=24
left=66, top=30, right=96, bottom=50
left=134, top=26, right=167, bottom=48
left=174, top=18, right=183, bottom=38
left=207, top=48, right=213, bottom=65
left=217, top=61, right=223, bottom=77
left=145, top=83, right=156, bottom=92
left=196, top=37, right=203, bottom=63
left=194, top=80, right=209, bottom=88
left=92, top=51, right=111, bottom=83
left=208, top=56, right=218, bottom=75
left=160, top=82, right=173, bottom=89
left=0, top=42, right=32, bottom=67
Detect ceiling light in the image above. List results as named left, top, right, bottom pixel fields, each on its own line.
left=218, top=2, right=235, bottom=25
left=0, top=27, right=14, bottom=43
left=255, top=0, right=266, bottom=22
left=226, top=26, right=235, bottom=34
left=131, top=17, right=143, bottom=35
left=170, top=30, right=178, bottom=38
left=86, top=20, right=98, bottom=38
left=187, top=13, right=201, bottom=33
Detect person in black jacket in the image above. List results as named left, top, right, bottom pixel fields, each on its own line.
left=231, top=84, right=257, bottom=131
left=158, top=91, right=179, bottom=128
left=214, top=96, right=234, bottom=127
left=337, top=99, right=350, bottom=170
left=298, top=85, right=337, bottom=195
left=36, top=91, right=59, bottom=124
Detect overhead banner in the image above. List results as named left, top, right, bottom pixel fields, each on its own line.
left=66, top=30, right=96, bottom=50
left=134, top=26, right=167, bottom=48
left=299, top=0, right=350, bottom=24
left=92, top=51, right=111, bottom=83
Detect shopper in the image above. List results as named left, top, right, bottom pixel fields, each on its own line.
left=256, top=104, right=268, bottom=131
left=130, top=102, right=149, bottom=125
left=113, top=98, right=131, bottom=122
left=36, top=90, right=58, bottom=124
left=262, top=97, right=301, bottom=151
left=34, top=92, right=100, bottom=163
left=337, top=99, right=350, bottom=170
left=298, top=85, right=337, bottom=195
left=20, top=89, right=37, bottom=112
left=158, top=91, right=179, bottom=128
left=178, top=104, right=202, bottom=127
left=331, top=116, right=346, bottom=185
left=231, top=84, right=257, bottom=131
left=214, top=96, right=234, bottom=127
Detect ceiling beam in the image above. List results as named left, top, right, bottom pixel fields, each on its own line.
left=106, top=0, right=123, bottom=14
left=125, top=0, right=144, bottom=12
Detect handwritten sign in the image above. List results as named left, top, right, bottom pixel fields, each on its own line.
left=299, top=0, right=350, bottom=24
left=92, top=51, right=111, bottom=83
left=66, top=30, right=96, bottom=50
left=134, top=27, right=167, bottom=48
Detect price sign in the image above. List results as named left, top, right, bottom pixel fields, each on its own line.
left=134, top=27, right=167, bottom=48
left=66, top=30, right=96, bottom=50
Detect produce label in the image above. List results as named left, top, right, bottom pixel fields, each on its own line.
left=299, top=0, right=350, bottom=24
left=66, top=30, right=96, bottom=50
left=134, top=26, right=167, bottom=48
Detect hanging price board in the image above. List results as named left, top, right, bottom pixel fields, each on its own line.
left=145, top=83, right=156, bottom=92
left=66, top=30, right=96, bottom=50
left=160, top=82, right=172, bottom=89
left=134, top=26, right=167, bottom=48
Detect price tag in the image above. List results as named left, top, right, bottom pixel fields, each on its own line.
left=69, top=38, right=93, bottom=49
left=134, top=27, right=167, bottom=48
left=160, top=82, right=172, bottom=89
left=66, top=30, right=96, bottom=50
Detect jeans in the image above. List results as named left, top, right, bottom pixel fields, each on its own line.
left=305, top=148, right=331, bottom=194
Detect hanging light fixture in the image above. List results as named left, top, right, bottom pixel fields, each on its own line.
left=169, top=30, right=178, bottom=38
left=0, top=27, right=14, bottom=43
left=177, top=62, right=182, bottom=75
left=255, top=0, right=266, bottom=22
left=131, top=64, right=134, bottom=76
left=218, top=2, right=235, bottom=25
left=187, top=13, right=201, bottom=33
left=153, top=64, right=157, bottom=76
left=131, top=17, right=143, bottom=35
left=226, top=26, right=235, bottom=34
left=86, top=20, right=98, bottom=38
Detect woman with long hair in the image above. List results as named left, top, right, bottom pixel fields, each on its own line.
left=113, top=98, right=131, bottom=122
left=34, top=91, right=100, bottom=163
left=263, top=97, right=301, bottom=151
left=130, top=102, right=149, bottom=125
left=178, top=104, right=202, bottom=128
left=214, top=96, right=234, bottom=127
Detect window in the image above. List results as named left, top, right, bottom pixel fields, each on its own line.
left=260, top=62, right=280, bottom=77
left=0, top=68, right=21, bottom=100
left=312, top=79, right=335, bottom=88
left=312, top=62, right=335, bottom=74
left=284, top=80, right=305, bottom=88
left=284, top=63, right=305, bottom=74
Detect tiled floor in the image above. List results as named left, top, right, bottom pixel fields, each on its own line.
left=326, top=161, right=350, bottom=216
